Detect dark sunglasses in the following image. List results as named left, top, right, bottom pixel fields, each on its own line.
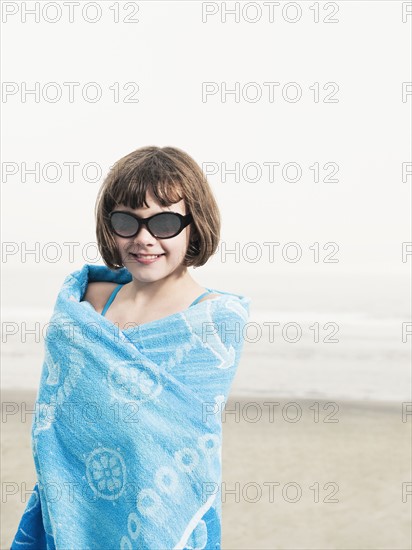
left=109, top=210, right=193, bottom=239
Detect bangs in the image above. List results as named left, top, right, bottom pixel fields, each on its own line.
left=110, top=172, right=184, bottom=211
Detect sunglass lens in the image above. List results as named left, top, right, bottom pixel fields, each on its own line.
left=111, top=212, right=139, bottom=237
left=148, top=213, right=182, bottom=238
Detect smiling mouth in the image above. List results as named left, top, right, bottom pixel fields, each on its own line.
left=130, top=253, right=165, bottom=259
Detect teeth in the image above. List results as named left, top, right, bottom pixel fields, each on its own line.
left=136, top=254, right=161, bottom=259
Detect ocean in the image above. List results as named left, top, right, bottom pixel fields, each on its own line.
left=1, top=265, right=411, bottom=403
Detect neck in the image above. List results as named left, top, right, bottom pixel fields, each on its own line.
left=124, top=266, right=201, bottom=308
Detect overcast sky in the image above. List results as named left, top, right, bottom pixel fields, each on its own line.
left=2, top=1, right=410, bottom=278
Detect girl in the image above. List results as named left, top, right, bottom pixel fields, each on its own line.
left=86, top=145, right=222, bottom=330
left=11, top=146, right=250, bottom=550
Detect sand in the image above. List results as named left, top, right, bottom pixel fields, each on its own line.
left=1, top=391, right=411, bottom=550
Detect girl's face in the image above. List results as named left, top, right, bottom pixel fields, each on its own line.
left=112, top=188, right=192, bottom=283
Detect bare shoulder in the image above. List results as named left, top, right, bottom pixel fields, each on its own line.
left=82, top=281, right=119, bottom=310
left=196, top=293, right=220, bottom=304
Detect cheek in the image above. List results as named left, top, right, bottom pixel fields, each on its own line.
left=163, top=232, right=190, bottom=257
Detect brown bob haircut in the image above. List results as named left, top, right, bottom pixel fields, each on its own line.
left=95, top=146, right=221, bottom=270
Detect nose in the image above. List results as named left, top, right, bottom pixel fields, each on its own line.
left=132, top=224, right=156, bottom=245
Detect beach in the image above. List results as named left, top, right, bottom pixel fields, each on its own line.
left=2, top=391, right=411, bottom=550
left=2, top=267, right=411, bottom=548
left=2, top=0, right=411, bottom=543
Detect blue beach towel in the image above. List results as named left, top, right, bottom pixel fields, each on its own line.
left=11, top=263, right=251, bottom=550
